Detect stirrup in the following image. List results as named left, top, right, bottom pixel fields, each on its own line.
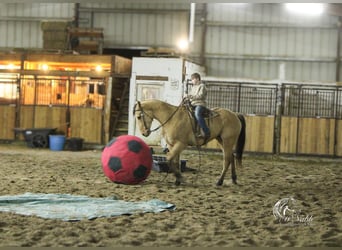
left=204, top=133, right=210, bottom=141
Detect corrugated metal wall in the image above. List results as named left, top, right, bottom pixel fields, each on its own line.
left=200, top=3, right=340, bottom=82
left=0, top=3, right=74, bottom=48
left=0, top=3, right=341, bottom=83
left=78, top=2, right=189, bottom=48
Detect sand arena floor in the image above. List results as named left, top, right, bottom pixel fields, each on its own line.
left=0, top=144, right=341, bottom=247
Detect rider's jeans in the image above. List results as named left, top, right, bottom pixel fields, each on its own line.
left=194, top=105, right=210, bottom=136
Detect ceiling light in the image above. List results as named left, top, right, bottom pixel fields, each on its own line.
left=285, top=3, right=325, bottom=16
left=177, top=39, right=189, bottom=52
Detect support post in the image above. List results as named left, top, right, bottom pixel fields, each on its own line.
left=274, top=63, right=286, bottom=155
left=200, top=3, right=207, bottom=67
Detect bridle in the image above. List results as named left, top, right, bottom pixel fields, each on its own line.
left=134, top=100, right=183, bottom=134
left=135, top=101, right=153, bottom=134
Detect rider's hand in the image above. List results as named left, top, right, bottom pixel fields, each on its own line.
left=183, top=96, right=190, bottom=103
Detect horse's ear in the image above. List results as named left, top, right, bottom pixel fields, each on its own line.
left=133, top=102, right=137, bottom=115
left=133, top=101, right=140, bottom=115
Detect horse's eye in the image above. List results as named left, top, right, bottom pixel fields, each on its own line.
left=137, top=116, right=141, bottom=120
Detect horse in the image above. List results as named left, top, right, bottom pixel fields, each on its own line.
left=133, top=99, right=246, bottom=186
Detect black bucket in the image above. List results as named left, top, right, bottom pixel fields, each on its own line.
left=68, top=137, right=84, bottom=151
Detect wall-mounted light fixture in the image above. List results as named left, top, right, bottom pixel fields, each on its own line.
left=41, top=64, right=49, bottom=71
left=95, top=65, right=103, bottom=72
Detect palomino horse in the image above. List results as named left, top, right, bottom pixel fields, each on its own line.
left=133, top=99, right=246, bottom=186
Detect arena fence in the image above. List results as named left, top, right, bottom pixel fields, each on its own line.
left=2, top=76, right=342, bottom=157
left=194, top=80, right=342, bottom=157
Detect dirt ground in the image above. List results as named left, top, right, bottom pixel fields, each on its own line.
left=0, top=143, right=341, bottom=247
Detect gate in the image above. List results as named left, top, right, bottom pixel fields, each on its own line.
left=280, top=84, right=342, bottom=157
left=0, top=73, right=17, bottom=140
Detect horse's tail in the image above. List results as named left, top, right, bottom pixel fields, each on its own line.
left=236, top=113, right=246, bottom=166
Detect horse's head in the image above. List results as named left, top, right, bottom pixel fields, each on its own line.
left=133, top=101, right=153, bottom=137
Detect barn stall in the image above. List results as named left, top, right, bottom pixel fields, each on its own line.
left=0, top=52, right=131, bottom=146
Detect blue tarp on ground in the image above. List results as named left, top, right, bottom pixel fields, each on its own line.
left=0, top=193, right=175, bottom=221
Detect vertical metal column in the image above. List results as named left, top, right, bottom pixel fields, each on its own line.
left=295, top=85, right=302, bottom=155
left=333, top=87, right=340, bottom=157
left=200, top=3, right=207, bottom=67
left=336, top=17, right=341, bottom=82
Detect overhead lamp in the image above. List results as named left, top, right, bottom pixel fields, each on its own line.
left=177, top=38, right=189, bottom=52
left=285, top=3, right=325, bottom=16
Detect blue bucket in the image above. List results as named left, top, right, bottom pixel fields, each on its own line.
left=49, top=135, right=66, bottom=151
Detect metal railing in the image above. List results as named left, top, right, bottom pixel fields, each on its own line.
left=191, top=80, right=342, bottom=119
left=189, top=80, right=279, bottom=116
left=282, top=84, right=342, bottom=119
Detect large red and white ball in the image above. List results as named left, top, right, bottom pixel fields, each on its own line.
left=101, top=135, right=152, bottom=185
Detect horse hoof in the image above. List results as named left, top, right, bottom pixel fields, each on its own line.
left=232, top=176, right=237, bottom=185
left=216, top=180, right=223, bottom=186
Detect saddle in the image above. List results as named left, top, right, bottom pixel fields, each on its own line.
left=183, top=101, right=218, bottom=137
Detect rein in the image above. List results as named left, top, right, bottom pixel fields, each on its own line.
left=135, top=100, right=184, bottom=133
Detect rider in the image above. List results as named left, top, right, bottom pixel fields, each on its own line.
left=186, top=73, right=210, bottom=140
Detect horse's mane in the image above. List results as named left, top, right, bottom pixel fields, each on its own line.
left=144, top=99, right=175, bottom=105
left=133, top=99, right=178, bottom=115
left=142, top=99, right=178, bottom=110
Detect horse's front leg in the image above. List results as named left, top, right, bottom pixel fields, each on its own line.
left=166, top=142, right=187, bottom=186
left=168, top=154, right=182, bottom=186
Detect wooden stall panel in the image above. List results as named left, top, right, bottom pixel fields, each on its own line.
left=335, top=119, right=342, bottom=157
left=34, top=106, right=68, bottom=134
left=18, top=106, right=36, bottom=141
left=205, top=115, right=275, bottom=153
left=244, top=115, right=275, bottom=153
left=21, top=83, right=35, bottom=104
left=70, top=108, right=103, bottom=144
left=280, top=116, right=298, bottom=154
left=298, top=118, right=335, bottom=155
left=0, top=106, right=16, bottom=139
left=19, top=106, right=35, bottom=129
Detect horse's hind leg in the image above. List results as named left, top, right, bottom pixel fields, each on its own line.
left=217, top=140, right=235, bottom=186
left=231, top=153, right=237, bottom=184
left=216, top=153, right=231, bottom=186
